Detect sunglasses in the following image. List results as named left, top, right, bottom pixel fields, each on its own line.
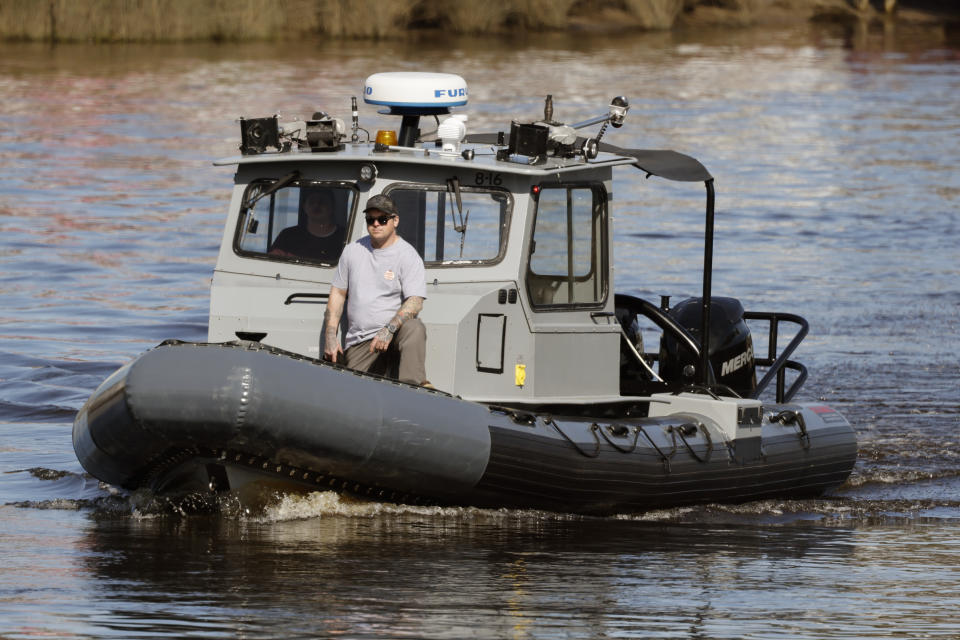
left=365, top=214, right=395, bottom=226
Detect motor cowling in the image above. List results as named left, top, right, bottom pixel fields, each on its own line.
left=658, top=297, right=757, bottom=396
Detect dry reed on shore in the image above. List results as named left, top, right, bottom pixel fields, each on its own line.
left=0, top=0, right=320, bottom=42
left=0, top=0, right=686, bottom=42
left=3, top=0, right=904, bottom=42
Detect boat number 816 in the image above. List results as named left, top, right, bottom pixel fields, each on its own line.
left=474, top=172, right=503, bottom=186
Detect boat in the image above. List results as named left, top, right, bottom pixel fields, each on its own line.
left=73, top=72, right=857, bottom=515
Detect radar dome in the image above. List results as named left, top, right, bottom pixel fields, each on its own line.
left=363, top=72, right=468, bottom=114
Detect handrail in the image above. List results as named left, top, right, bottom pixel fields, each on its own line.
left=614, top=295, right=702, bottom=362
left=775, top=360, right=808, bottom=403
left=617, top=326, right=663, bottom=382
left=614, top=294, right=715, bottom=384
left=284, top=292, right=329, bottom=305
left=744, top=311, right=809, bottom=403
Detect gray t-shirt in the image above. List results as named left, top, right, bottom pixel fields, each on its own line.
left=332, top=235, right=427, bottom=349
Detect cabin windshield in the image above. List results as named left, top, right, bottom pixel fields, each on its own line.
left=387, top=184, right=512, bottom=266
left=234, top=180, right=356, bottom=265
left=526, top=184, right=607, bottom=307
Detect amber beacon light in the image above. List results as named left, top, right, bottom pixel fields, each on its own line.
left=375, top=130, right=398, bottom=145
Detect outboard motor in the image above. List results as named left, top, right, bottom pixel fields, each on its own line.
left=659, top=297, right=757, bottom=396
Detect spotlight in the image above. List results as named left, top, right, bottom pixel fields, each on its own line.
left=305, top=112, right=345, bottom=152
left=239, top=116, right=280, bottom=155
left=359, top=163, right=378, bottom=183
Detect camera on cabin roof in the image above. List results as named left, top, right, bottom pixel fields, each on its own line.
left=496, top=121, right=579, bottom=162
left=239, top=116, right=281, bottom=155
left=305, top=112, right=345, bottom=152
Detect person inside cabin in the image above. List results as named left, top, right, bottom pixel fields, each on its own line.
left=268, top=189, right=346, bottom=261
left=323, top=194, right=430, bottom=387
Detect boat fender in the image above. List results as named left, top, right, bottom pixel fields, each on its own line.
left=772, top=410, right=810, bottom=449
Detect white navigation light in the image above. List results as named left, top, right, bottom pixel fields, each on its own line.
left=363, top=72, right=468, bottom=112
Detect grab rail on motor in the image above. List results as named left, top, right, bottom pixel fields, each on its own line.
left=743, top=311, right=809, bottom=403
left=614, top=294, right=717, bottom=385
left=614, top=295, right=702, bottom=362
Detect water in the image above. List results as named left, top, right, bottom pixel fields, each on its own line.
left=2, top=23, right=959, bottom=638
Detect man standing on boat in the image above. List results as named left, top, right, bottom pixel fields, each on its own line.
left=323, top=194, right=429, bottom=386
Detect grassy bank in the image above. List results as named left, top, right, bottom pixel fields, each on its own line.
left=0, top=0, right=951, bottom=42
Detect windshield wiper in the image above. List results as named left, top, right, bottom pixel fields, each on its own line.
left=243, top=170, right=300, bottom=210
left=446, top=176, right=469, bottom=258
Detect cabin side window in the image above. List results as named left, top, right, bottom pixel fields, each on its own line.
left=526, top=184, right=607, bottom=308
left=234, top=180, right=355, bottom=265
left=386, top=184, right=511, bottom=265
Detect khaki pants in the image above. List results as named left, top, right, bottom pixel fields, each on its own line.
left=343, top=318, right=427, bottom=385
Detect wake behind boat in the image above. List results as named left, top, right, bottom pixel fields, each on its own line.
left=74, top=72, right=856, bottom=515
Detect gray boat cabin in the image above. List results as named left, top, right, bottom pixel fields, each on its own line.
left=208, top=72, right=795, bottom=414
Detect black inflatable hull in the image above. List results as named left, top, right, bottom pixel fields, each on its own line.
left=74, top=341, right=857, bottom=515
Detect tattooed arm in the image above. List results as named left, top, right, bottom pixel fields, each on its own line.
left=324, top=286, right=347, bottom=362
left=369, top=296, right=424, bottom=353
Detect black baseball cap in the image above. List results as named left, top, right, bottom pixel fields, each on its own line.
left=363, top=194, right=399, bottom=217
